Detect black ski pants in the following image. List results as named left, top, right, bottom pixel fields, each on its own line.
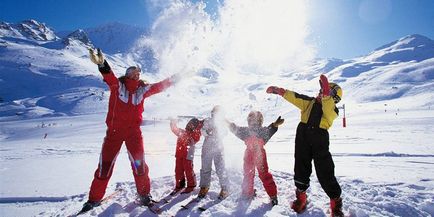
left=293, top=122, right=342, bottom=199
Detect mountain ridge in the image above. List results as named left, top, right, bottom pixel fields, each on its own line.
left=1, top=19, right=433, bottom=120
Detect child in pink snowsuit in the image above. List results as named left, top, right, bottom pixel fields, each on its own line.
left=228, top=111, right=284, bottom=206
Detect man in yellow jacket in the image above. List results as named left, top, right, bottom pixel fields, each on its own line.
left=266, top=74, right=344, bottom=217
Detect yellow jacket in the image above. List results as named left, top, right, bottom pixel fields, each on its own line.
left=282, top=90, right=338, bottom=130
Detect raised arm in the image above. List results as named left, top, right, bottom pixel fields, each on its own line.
left=266, top=86, right=313, bottom=111
left=143, top=77, right=172, bottom=98
left=319, top=74, right=339, bottom=128
left=99, top=61, right=119, bottom=88
left=228, top=122, right=249, bottom=141
left=170, top=119, right=183, bottom=137
left=89, top=48, right=118, bottom=88
left=143, top=73, right=182, bottom=98
left=260, top=116, right=284, bottom=143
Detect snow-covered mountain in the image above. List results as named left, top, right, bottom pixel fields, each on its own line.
left=1, top=20, right=434, bottom=217
left=85, top=22, right=148, bottom=54
left=62, top=29, right=92, bottom=47
left=0, top=19, right=58, bottom=41
left=1, top=19, right=434, bottom=121
left=324, top=34, right=434, bottom=103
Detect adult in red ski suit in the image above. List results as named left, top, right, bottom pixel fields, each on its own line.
left=82, top=49, right=179, bottom=212
left=228, top=111, right=284, bottom=205
left=170, top=118, right=203, bottom=194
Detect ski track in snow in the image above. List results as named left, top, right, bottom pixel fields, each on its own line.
left=1, top=111, right=434, bottom=216
left=2, top=170, right=427, bottom=217
left=2, top=18, right=434, bottom=217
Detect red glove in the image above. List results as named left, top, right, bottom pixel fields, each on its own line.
left=266, top=86, right=285, bottom=96
left=319, top=74, right=330, bottom=96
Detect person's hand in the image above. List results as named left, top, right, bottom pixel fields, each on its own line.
left=272, top=116, right=284, bottom=127
left=224, top=119, right=235, bottom=129
left=266, top=86, right=285, bottom=96
left=169, top=117, right=178, bottom=124
left=89, top=48, right=105, bottom=65
left=169, top=73, right=182, bottom=84
left=319, top=74, right=330, bottom=96
left=224, top=119, right=231, bottom=125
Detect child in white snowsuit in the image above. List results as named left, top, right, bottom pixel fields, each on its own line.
left=198, top=106, right=230, bottom=199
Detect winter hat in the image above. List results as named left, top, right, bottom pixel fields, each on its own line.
left=125, top=66, right=141, bottom=76
left=186, top=118, right=201, bottom=131
left=329, top=83, right=343, bottom=103
left=247, top=111, right=263, bottom=127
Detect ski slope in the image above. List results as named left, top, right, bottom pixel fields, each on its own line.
left=1, top=1, right=434, bottom=216
left=0, top=104, right=433, bottom=217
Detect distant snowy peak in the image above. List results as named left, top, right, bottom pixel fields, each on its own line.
left=0, top=19, right=58, bottom=41
left=365, top=34, right=434, bottom=63
left=62, top=29, right=92, bottom=46
left=85, top=22, right=147, bottom=54
left=314, top=58, right=349, bottom=73
left=375, top=34, right=434, bottom=51
left=328, top=34, right=434, bottom=79
left=0, top=22, right=20, bottom=38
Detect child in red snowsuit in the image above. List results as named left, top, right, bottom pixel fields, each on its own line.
left=81, top=48, right=179, bottom=213
left=228, top=111, right=284, bottom=205
left=170, top=118, right=204, bottom=194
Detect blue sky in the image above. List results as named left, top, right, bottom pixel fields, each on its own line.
left=1, top=0, right=433, bottom=59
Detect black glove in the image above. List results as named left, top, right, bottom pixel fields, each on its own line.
left=98, top=60, right=111, bottom=74
left=272, top=116, right=284, bottom=128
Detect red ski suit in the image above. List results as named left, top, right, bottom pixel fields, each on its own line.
left=88, top=65, right=172, bottom=202
left=229, top=123, right=279, bottom=198
left=170, top=121, right=203, bottom=189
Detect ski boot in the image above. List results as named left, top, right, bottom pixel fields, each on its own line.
left=218, top=187, right=229, bottom=200
left=138, top=194, right=152, bottom=206
left=198, top=187, right=209, bottom=198
left=291, top=189, right=307, bottom=213
left=270, top=196, right=278, bottom=206
left=181, top=186, right=195, bottom=194
left=171, top=179, right=186, bottom=195
left=79, top=200, right=101, bottom=214
left=330, top=197, right=344, bottom=217
left=171, top=186, right=184, bottom=195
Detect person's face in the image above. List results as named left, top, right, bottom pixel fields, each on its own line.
left=127, top=69, right=140, bottom=81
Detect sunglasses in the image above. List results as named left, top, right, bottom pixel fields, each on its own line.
left=319, top=86, right=341, bottom=103
left=330, top=86, right=341, bottom=103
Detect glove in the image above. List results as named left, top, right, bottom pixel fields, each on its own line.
left=89, top=48, right=111, bottom=74
left=89, top=48, right=105, bottom=65
left=272, top=116, right=284, bottom=127
left=319, top=74, right=330, bottom=96
left=266, top=86, right=285, bottom=96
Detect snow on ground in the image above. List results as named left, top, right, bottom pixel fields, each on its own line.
left=1, top=103, right=434, bottom=217
left=2, top=7, right=434, bottom=217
